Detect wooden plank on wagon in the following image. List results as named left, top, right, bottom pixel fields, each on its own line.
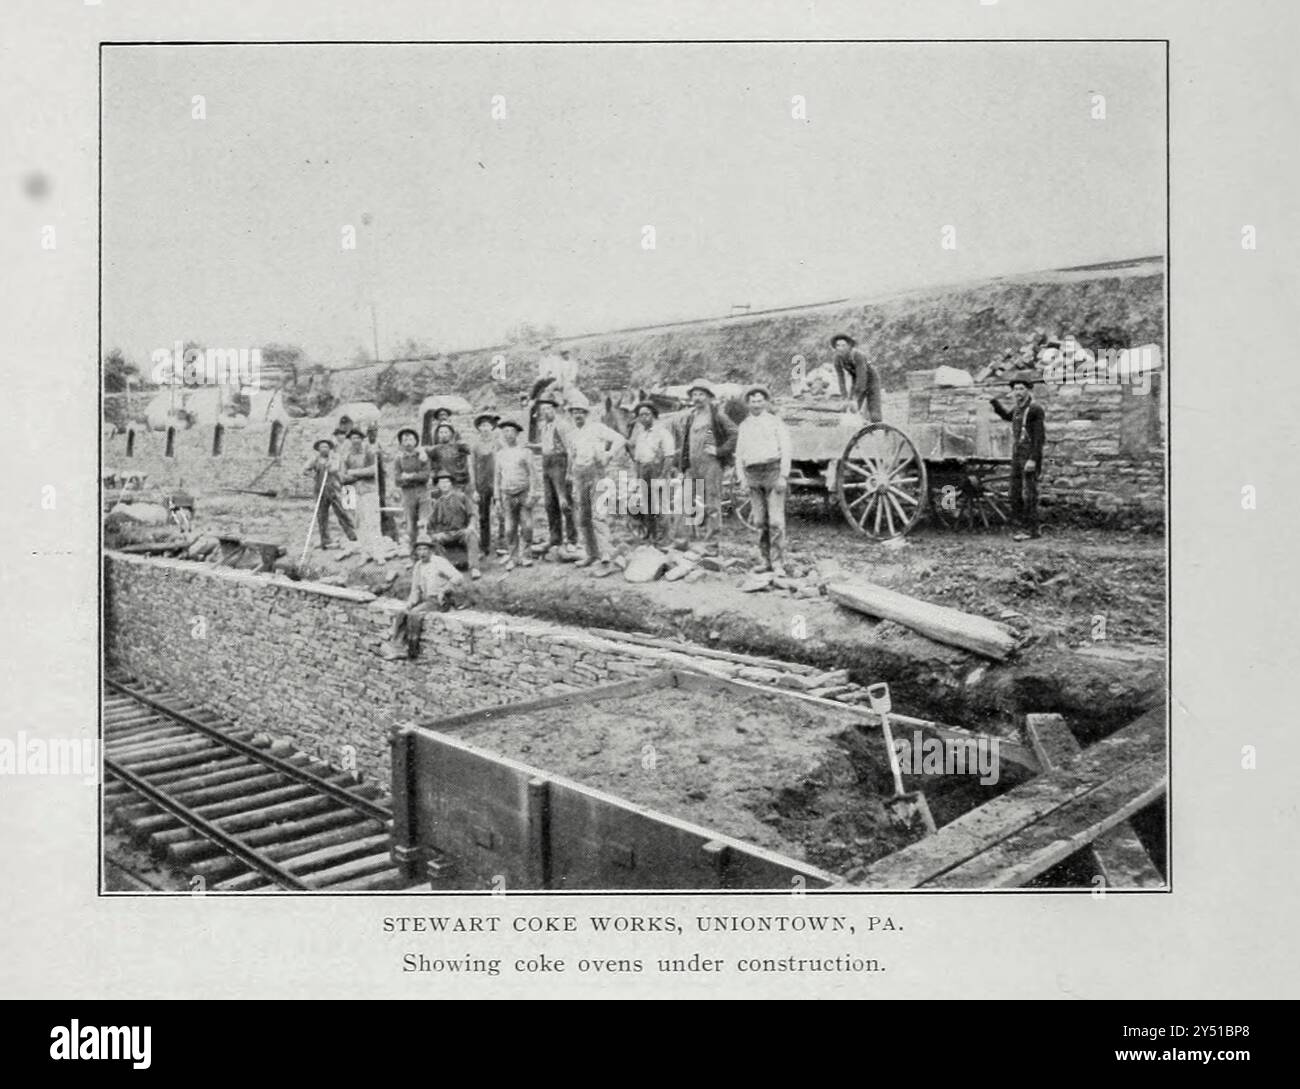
left=1024, top=712, right=1165, bottom=889
left=827, top=581, right=1019, bottom=660
left=856, top=708, right=1164, bottom=889
left=928, top=754, right=1167, bottom=888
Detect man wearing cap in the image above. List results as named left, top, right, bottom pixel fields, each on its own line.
left=831, top=334, right=883, bottom=423
left=563, top=390, right=623, bottom=571
left=427, top=471, right=482, bottom=578
left=494, top=417, right=536, bottom=570
left=380, top=532, right=465, bottom=660
left=536, top=394, right=579, bottom=558
left=626, top=401, right=675, bottom=545
left=990, top=372, right=1047, bottom=540
left=470, top=412, right=500, bottom=556
left=736, top=387, right=793, bottom=576
left=427, top=421, right=478, bottom=502
left=340, top=428, right=382, bottom=561
left=672, top=379, right=738, bottom=554
left=392, top=428, right=430, bottom=552
left=303, top=437, right=358, bottom=550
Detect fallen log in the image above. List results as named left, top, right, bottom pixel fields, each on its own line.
left=827, top=580, right=1019, bottom=660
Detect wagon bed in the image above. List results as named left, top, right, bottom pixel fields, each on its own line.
left=731, top=398, right=1016, bottom=539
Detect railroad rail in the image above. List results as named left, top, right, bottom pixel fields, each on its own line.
left=103, top=676, right=412, bottom=892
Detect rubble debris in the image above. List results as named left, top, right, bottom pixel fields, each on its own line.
left=623, top=545, right=671, bottom=583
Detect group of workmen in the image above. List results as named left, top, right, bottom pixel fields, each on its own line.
left=303, top=331, right=1049, bottom=658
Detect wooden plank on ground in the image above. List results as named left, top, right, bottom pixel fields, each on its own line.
left=928, top=754, right=1167, bottom=888
left=856, top=708, right=1164, bottom=889
left=827, top=581, right=1019, bottom=660
left=1024, top=712, right=1165, bottom=889
left=417, top=674, right=675, bottom=732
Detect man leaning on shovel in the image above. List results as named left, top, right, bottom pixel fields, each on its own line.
left=303, top=437, right=357, bottom=551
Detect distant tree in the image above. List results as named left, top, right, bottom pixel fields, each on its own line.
left=503, top=321, right=559, bottom=347
left=102, top=348, right=141, bottom=393
left=393, top=336, right=437, bottom=361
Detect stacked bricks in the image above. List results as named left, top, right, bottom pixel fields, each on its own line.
left=904, top=369, right=1165, bottom=526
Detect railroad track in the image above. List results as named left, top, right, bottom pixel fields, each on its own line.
left=103, top=677, right=413, bottom=892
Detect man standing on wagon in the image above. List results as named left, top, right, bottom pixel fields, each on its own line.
left=831, top=333, right=884, bottom=423
left=989, top=371, right=1047, bottom=541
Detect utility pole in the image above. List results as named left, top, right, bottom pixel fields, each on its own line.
left=370, top=300, right=380, bottom=364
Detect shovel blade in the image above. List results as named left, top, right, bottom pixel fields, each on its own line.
left=885, top=791, right=938, bottom=836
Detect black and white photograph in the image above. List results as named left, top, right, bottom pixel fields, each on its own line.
left=3, top=0, right=1297, bottom=1022
left=98, top=40, right=1168, bottom=894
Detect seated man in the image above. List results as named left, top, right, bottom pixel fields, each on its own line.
left=427, top=471, right=482, bottom=579
left=380, top=532, right=465, bottom=660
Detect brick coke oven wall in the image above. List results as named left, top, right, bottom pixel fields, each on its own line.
left=905, top=368, right=1166, bottom=526
left=104, top=553, right=728, bottom=784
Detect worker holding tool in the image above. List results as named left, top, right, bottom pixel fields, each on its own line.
left=392, top=428, right=430, bottom=553
left=990, top=371, right=1047, bottom=541
left=302, top=437, right=357, bottom=550
left=379, top=532, right=465, bottom=660
left=831, top=333, right=884, bottom=422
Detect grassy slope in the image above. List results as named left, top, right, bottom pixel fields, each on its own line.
left=329, top=259, right=1165, bottom=405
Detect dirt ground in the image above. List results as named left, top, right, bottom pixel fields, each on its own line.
left=131, top=489, right=1165, bottom=734
left=446, top=686, right=1019, bottom=877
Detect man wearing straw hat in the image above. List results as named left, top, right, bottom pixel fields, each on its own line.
left=302, top=436, right=357, bottom=551
left=494, top=416, right=536, bottom=570
left=626, top=399, right=675, bottom=545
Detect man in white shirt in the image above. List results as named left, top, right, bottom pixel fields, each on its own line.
left=380, top=532, right=465, bottom=659
left=735, top=386, right=792, bottom=577
left=626, top=401, right=675, bottom=545
left=563, top=390, right=623, bottom=572
left=537, top=343, right=578, bottom=407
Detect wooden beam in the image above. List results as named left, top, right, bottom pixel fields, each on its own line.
left=583, top=626, right=822, bottom=674
left=417, top=674, right=676, bottom=732
left=928, top=755, right=1167, bottom=888
left=1024, top=712, right=1165, bottom=889
left=857, top=708, right=1164, bottom=889
left=827, top=581, right=1019, bottom=660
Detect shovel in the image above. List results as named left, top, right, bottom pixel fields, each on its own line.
left=866, top=682, right=937, bottom=836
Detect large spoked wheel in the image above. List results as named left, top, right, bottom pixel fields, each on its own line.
left=930, top=463, right=1013, bottom=531
left=836, top=423, right=927, bottom=539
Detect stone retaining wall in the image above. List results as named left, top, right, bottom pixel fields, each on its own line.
left=104, top=553, right=741, bottom=785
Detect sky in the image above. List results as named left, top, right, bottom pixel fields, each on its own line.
left=102, top=42, right=1166, bottom=366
